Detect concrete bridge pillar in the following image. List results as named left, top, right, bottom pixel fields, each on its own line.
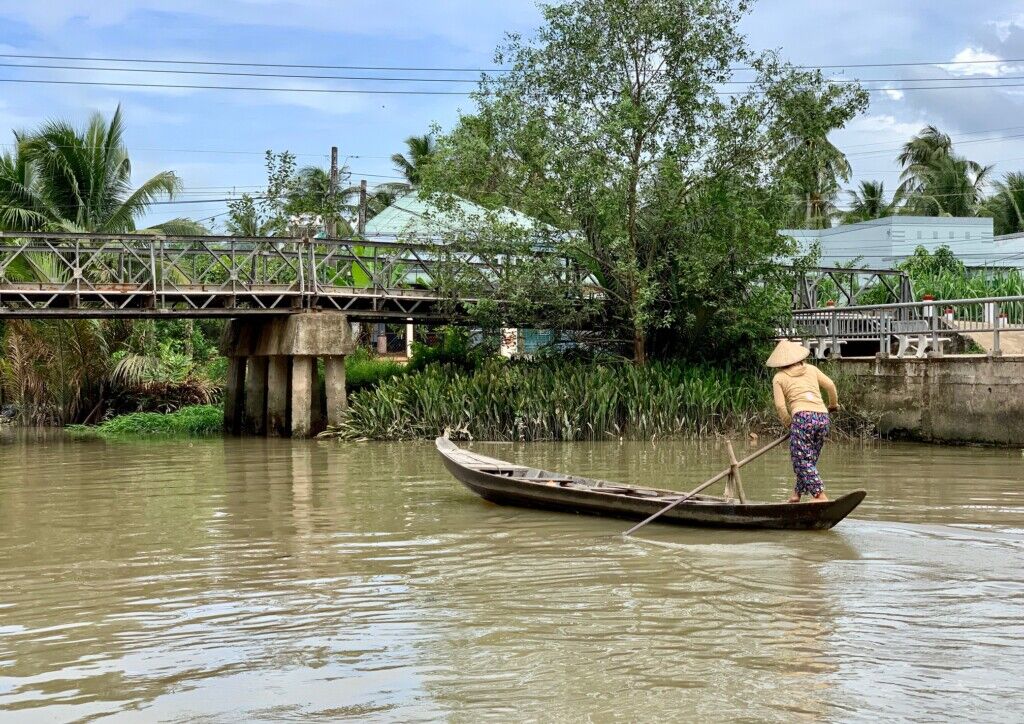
left=266, top=356, right=290, bottom=437
left=220, top=312, right=355, bottom=438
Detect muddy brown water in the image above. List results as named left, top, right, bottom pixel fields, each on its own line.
left=0, top=431, right=1022, bottom=722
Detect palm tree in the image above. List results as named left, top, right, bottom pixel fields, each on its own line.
left=843, top=180, right=901, bottom=223
left=909, top=154, right=992, bottom=217
left=0, top=136, right=54, bottom=231
left=0, top=106, right=189, bottom=425
left=984, top=172, right=1024, bottom=235
left=284, top=165, right=355, bottom=236
left=781, top=91, right=854, bottom=229
left=15, top=105, right=180, bottom=232
left=391, top=134, right=435, bottom=186
left=896, top=125, right=992, bottom=216
left=896, top=125, right=954, bottom=197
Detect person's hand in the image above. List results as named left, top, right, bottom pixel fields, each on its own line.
left=828, top=404, right=840, bottom=412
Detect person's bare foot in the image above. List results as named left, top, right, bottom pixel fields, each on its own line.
left=812, top=492, right=829, bottom=502
left=787, top=493, right=801, bottom=503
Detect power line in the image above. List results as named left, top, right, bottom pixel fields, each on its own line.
left=7, top=61, right=1024, bottom=88
left=846, top=131, right=1024, bottom=159
left=0, top=61, right=481, bottom=84
left=840, top=124, right=1024, bottom=151
left=0, top=53, right=506, bottom=73
left=10, top=75, right=1024, bottom=98
left=0, top=77, right=470, bottom=96
left=3, top=51, right=1024, bottom=73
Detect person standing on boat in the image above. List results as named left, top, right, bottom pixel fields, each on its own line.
left=767, top=340, right=839, bottom=503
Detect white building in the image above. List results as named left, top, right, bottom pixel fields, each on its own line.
left=779, top=216, right=1024, bottom=268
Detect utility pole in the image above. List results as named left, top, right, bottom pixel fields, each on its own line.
left=357, top=179, right=367, bottom=236
left=328, top=146, right=339, bottom=237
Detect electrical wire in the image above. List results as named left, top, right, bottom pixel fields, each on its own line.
left=5, top=61, right=1024, bottom=88
left=3, top=51, right=1024, bottom=73
left=0, top=61, right=483, bottom=84
left=8, top=75, right=1024, bottom=97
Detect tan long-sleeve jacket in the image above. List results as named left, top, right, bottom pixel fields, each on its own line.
left=771, top=362, right=839, bottom=425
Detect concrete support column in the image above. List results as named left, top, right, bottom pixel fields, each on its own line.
left=290, top=355, right=315, bottom=438
left=243, top=356, right=268, bottom=435
left=311, top=358, right=325, bottom=436
left=405, top=323, right=414, bottom=358
left=223, top=356, right=246, bottom=435
left=266, top=355, right=290, bottom=437
left=220, top=313, right=354, bottom=438
left=324, top=355, right=347, bottom=429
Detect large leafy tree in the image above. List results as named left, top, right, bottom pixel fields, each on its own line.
left=423, top=0, right=866, bottom=364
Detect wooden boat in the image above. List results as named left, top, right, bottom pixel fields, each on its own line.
left=436, top=437, right=866, bottom=531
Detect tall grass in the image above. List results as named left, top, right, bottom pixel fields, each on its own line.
left=325, top=360, right=777, bottom=442
left=910, top=268, right=1024, bottom=301
left=67, top=404, right=223, bottom=438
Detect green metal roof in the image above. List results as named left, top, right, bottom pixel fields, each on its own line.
left=364, top=192, right=546, bottom=239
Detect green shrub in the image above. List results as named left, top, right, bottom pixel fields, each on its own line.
left=68, top=404, right=223, bottom=438
left=345, top=347, right=406, bottom=391
left=407, top=327, right=481, bottom=373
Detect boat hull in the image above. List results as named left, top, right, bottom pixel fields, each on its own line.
left=437, top=439, right=865, bottom=531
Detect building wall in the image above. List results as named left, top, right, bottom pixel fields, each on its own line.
left=837, top=356, right=1024, bottom=445
left=780, top=216, right=1012, bottom=268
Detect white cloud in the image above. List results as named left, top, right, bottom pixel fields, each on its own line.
left=941, top=47, right=1010, bottom=77
left=882, top=86, right=905, bottom=101
left=848, top=114, right=921, bottom=138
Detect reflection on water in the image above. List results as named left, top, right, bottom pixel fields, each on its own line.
left=0, top=431, right=1022, bottom=721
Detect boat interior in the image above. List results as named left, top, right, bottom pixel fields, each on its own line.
left=474, top=465, right=728, bottom=503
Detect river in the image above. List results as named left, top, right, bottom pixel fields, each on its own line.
left=0, top=432, right=1022, bottom=722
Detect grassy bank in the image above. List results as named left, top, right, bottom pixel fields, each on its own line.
left=323, top=359, right=875, bottom=442
left=67, top=404, right=223, bottom=438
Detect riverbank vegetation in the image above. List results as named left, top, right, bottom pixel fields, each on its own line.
left=67, top=404, right=222, bottom=438
left=324, top=358, right=875, bottom=442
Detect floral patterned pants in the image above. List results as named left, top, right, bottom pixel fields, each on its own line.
left=790, top=411, right=830, bottom=497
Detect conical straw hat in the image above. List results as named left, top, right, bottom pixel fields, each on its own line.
left=766, top=340, right=809, bottom=368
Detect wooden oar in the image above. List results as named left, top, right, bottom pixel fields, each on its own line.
left=622, top=433, right=790, bottom=537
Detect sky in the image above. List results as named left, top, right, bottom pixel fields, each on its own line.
left=3, top=0, right=1024, bottom=229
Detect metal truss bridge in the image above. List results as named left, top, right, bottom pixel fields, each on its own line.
left=0, top=231, right=551, bottom=320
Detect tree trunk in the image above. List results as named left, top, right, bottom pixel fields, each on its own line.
left=633, top=328, right=647, bottom=365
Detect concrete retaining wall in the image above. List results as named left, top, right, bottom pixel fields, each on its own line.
left=836, top=356, right=1024, bottom=445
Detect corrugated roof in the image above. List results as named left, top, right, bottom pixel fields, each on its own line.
left=364, top=192, right=547, bottom=238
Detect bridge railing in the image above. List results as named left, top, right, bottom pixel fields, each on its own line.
left=0, top=231, right=578, bottom=317
left=778, top=295, right=1024, bottom=358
